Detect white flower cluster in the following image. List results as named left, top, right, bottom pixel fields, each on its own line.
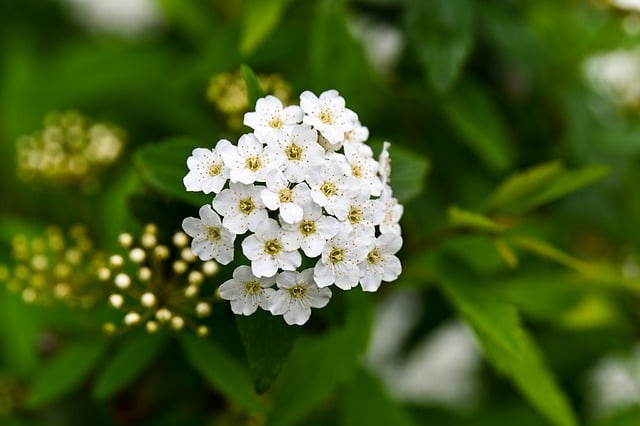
left=182, top=90, right=403, bottom=325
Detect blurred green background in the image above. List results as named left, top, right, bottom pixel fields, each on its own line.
left=1, top=0, right=640, bottom=425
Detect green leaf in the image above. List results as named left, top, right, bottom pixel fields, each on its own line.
left=268, top=291, right=373, bottom=426
left=437, top=255, right=577, bottom=426
left=27, top=340, right=108, bottom=408
left=341, top=369, right=416, bottom=426
left=236, top=309, right=299, bottom=394
left=133, top=138, right=212, bottom=207
left=407, top=0, right=475, bottom=92
left=0, top=290, right=41, bottom=376
left=240, top=0, right=294, bottom=55
left=447, top=205, right=504, bottom=233
left=179, top=333, right=260, bottom=412
left=483, top=162, right=608, bottom=215
left=93, top=332, right=168, bottom=400
left=241, top=64, right=266, bottom=109
left=444, top=81, right=513, bottom=172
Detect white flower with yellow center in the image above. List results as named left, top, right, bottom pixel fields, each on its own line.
left=181, top=205, right=235, bottom=264
left=342, top=120, right=370, bottom=157
left=242, top=219, right=301, bottom=277
left=183, top=140, right=231, bottom=194
left=314, top=228, right=369, bottom=290
left=264, top=124, right=324, bottom=183
left=220, top=133, right=282, bottom=184
left=260, top=171, right=311, bottom=224
left=306, top=158, right=359, bottom=215
left=379, top=185, right=403, bottom=236
left=218, top=265, right=275, bottom=315
left=345, top=144, right=383, bottom=197
left=359, top=233, right=402, bottom=292
left=333, top=190, right=384, bottom=238
left=281, top=202, right=338, bottom=257
left=269, top=268, right=331, bottom=325
left=212, top=182, right=267, bottom=234
left=300, top=89, right=358, bottom=144
left=243, top=95, right=303, bottom=140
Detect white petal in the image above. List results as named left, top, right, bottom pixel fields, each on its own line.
left=280, top=203, right=303, bottom=224
left=252, top=257, right=278, bottom=278
left=313, top=261, right=334, bottom=287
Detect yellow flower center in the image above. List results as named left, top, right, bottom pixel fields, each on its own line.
left=351, top=165, right=362, bottom=177
left=244, top=280, right=261, bottom=295
left=299, top=220, right=316, bottom=236
left=319, top=109, right=333, bottom=124
left=320, top=182, right=338, bottom=197
left=239, top=198, right=255, bottom=215
left=329, top=248, right=344, bottom=264
left=347, top=207, right=363, bottom=224
left=209, top=163, right=222, bottom=176
left=269, top=117, right=283, bottom=129
left=367, top=249, right=381, bottom=264
left=264, top=239, right=281, bottom=255
left=285, top=143, right=302, bottom=161
left=289, top=285, right=306, bottom=299
left=207, top=227, right=221, bottom=240
left=245, top=156, right=261, bottom=171
left=279, top=188, right=293, bottom=203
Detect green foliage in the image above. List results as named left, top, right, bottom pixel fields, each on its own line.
left=241, top=63, right=266, bottom=108
left=240, top=0, right=295, bottom=56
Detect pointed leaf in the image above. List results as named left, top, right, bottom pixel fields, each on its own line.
left=180, top=334, right=260, bottom=412
left=133, top=138, right=212, bottom=207
left=241, top=64, right=266, bottom=109
left=448, top=205, right=504, bottom=233
left=93, top=332, right=168, bottom=400
left=28, top=340, right=108, bottom=408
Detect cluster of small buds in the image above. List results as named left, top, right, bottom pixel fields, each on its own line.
left=0, top=225, right=106, bottom=308
left=206, top=71, right=291, bottom=130
left=100, top=224, right=219, bottom=337
left=182, top=89, right=403, bottom=325
left=16, top=110, right=125, bottom=186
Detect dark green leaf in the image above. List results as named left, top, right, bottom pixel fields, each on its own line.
left=0, top=290, right=41, bottom=376
left=179, top=333, right=260, bottom=412
left=133, top=138, right=212, bottom=207
left=240, top=0, right=295, bottom=55
left=444, top=81, right=514, bottom=172
left=267, top=291, right=373, bottom=426
left=236, top=309, right=299, bottom=393
left=342, top=369, right=416, bottom=426
left=241, top=64, right=266, bottom=109
left=407, top=0, right=475, bottom=92
left=92, top=332, right=168, bottom=400
left=447, top=205, right=504, bottom=233
left=437, top=255, right=577, bottom=426
left=27, top=340, right=108, bottom=408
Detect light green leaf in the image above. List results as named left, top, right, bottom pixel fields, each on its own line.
left=133, top=138, right=212, bottom=207
left=341, top=369, right=416, bottom=426
left=437, top=255, right=577, bottom=426
left=407, top=0, right=475, bottom=92
left=236, top=310, right=299, bottom=394
left=93, top=332, right=168, bottom=400
left=267, top=291, right=373, bottom=426
left=444, top=81, right=513, bottom=172
left=240, top=0, right=294, bottom=55
left=241, top=64, right=266, bottom=108
left=447, top=205, right=504, bottom=233
left=179, top=333, right=260, bottom=412
left=28, top=340, right=108, bottom=408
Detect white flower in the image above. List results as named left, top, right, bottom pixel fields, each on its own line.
left=183, top=140, right=231, bottom=194
left=181, top=205, right=235, bottom=264
left=359, top=233, right=402, bottom=292
left=243, top=95, right=303, bottom=140
left=306, top=157, right=359, bottom=215
left=242, top=219, right=301, bottom=277
left=218, top=265, right=275, bottom=315
left=379, top=185, right=403, bottom=236
left=300, top=90, right=358, bottom=144
left=269, top=268, right=331, bottom=325
left=378, top=141, right=392, bottom=184
left=333, top=189, right=384, bottom=238
left=345, top=144, right=383, bottom=196
left=314, top=228, right=370, bottom=290
left=281, top=202, right=339, bottom=257
left=220, top=133, right=282, bottom=184
left=342, top=120, right=370, bottom=157
left=260, top=171, right=311, bottom=224
left=212, top=182, right=267, bottom=234
left=264, top=124, right=324, bottom=183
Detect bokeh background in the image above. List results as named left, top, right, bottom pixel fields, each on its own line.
left=1, top=0, right=640, bottom=425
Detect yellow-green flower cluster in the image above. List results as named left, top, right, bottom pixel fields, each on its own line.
left=16, top=110, right=125, bottom=184
left=100, top=224, right=219, bottom=336
left=206, top=71, right=291, bottom=130
left=0, top=225, right=106, bottom=308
